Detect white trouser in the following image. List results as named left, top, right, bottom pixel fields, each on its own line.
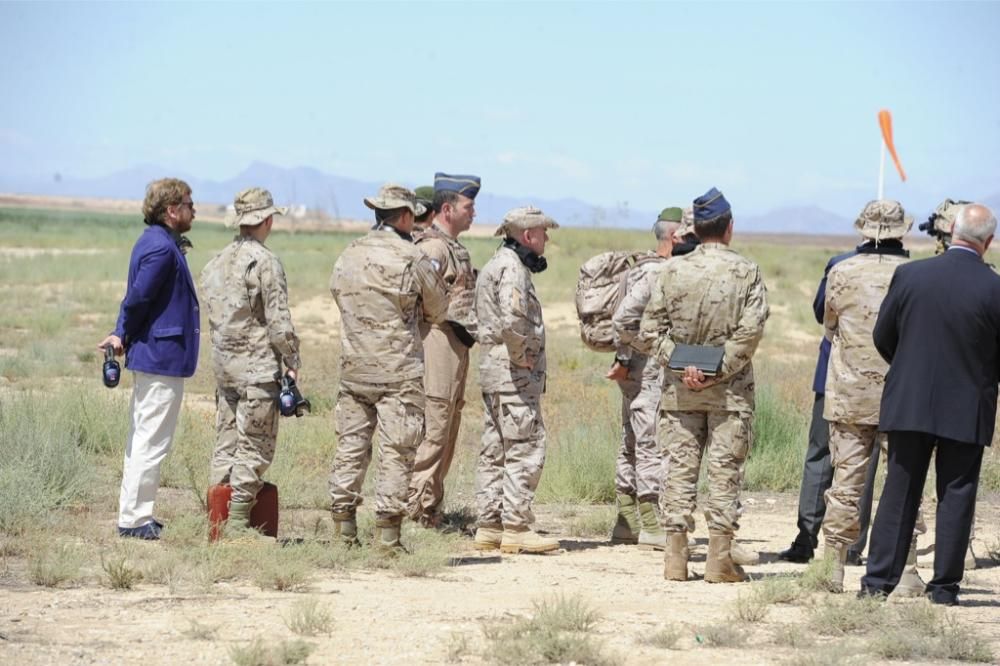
left=117, top=371, right=184, bottom=528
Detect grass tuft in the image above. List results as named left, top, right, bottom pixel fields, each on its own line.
left=639, top=624, right=683, bottom=650
left=28, top=541, right=86, bottom=587
left=228, top=638, right=314, bottom=666
left=283, top=598, right=334, bottom=637
left=101, top=548, right=143, bottom=590
left=181, top=618, right=220, bottom=641
left=695, top=623, right=750, bottom=648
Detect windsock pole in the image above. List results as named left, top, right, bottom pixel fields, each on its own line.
left=878, top=139, right=886, bottom=200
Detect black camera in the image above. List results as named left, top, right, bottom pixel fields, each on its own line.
left=279, top=372, right=311, bottom=417
left=102, top=347, right=121, bottom=388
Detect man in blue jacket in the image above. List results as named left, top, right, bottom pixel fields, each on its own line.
left=98, top=178, right=200, bottom=540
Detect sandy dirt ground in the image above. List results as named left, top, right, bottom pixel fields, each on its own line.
left=2, top=493, right=998, bottom=665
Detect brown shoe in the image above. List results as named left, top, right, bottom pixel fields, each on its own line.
left=663, top=533, right=689, bottom=581
left=473, top=524, right=503, bottom=551
left=704, top=534, right=748, bottom=583
left=500, top=527, right=559, bottom=554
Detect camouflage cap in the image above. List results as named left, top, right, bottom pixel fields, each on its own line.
left=675, top=207, right=695, bottom=238
left=854, top=199, right=912, bottom=240
left=658, top=207, right=683, bottom=222
left=224, top=187, right=288, bottom=229
left=494, top=205, right=560, bottom=237
left=363, top=183, right=427, bottom=217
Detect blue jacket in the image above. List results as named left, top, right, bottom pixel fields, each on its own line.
left=811, top=249, right=858, bottom=394
left=113, top=224, right=200, bottom=378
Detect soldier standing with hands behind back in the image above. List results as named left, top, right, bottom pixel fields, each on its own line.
left=200, top=187, right=301, bottom=534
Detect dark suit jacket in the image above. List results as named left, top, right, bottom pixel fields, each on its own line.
left=874, top=247, right=1000, bottom=446
left=113, top=224, right=200, bottom=378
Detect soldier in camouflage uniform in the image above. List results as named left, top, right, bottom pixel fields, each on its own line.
left=606, top=207, right=680, bottom=549
left=329, top=184, right=448, bottom=551
left=474, top=206, right=560, bottom=554
left=639, top=187, right=769, bottom=583
left=407, top=173, right=481, bottom=527
left=821, top=200, right=922, bottom=593
left=201, top=187, right=301, bottom=533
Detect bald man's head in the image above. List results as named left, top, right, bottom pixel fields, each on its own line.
left=952, top=203, right=997, bottom=248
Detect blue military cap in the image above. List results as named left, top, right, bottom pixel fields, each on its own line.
left=434, top=172, right=481, bottom=199
left=693, top=187, right=731, bottom=222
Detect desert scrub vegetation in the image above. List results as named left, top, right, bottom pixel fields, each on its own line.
left=283, top=597, right=334, bottom=637
left=228, top=638, right=314, bottom=666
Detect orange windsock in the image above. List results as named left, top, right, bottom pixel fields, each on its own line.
left=878, top=109, right=907, bottom=182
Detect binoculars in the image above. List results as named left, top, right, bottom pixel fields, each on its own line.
left=102, top=347, right=121, bottom=388
left=279, top=372, right=311, bottom=417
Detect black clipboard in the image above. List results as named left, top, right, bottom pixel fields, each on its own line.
left=667, top=344, right=724, bottom=376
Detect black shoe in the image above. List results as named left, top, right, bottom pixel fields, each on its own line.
left=845, top=550, right=863, bottom=566
left=927, top=591, right=959, bottom=606
left=118, top=522, right=161, bottom=540
left=778, top=541, right=814, bottom=563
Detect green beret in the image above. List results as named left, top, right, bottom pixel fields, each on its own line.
left=414, top=185, right=435, bottom=201
left=657, top=207, right=683, bottom=222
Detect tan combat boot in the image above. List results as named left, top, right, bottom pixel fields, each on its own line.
left=473, top=524, right=503, bottom=551
left=331, top=511, right=360, bottom=547
left=225, top=500, right=273, bottom=542
left=663, top=532, right=689, bottom=581
left=731, top=541, right=760, bottom=565
left=610, top=494, right=640, bottom=545
left=823, top=543, right=848, bottom=593
left=704, top=534, right=748, bottom=583
left=500, top=526, right=559, bottom=554
left=637, top=500, right=666, bottom=550
left=893, top=538, right=925, bottom=598
left=374, top=517, right=405, bottom=555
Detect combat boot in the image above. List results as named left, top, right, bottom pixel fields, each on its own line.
left=893, top=539, right=926, bottom=598
left=663, top=532, right=689, bottom=581
left=823, top=544, right=848, bottom=593
left=500, top=526, right=559, bottom=554
left=732, top=541, right=760, bottom=566
left=225, top=500, right=273, bottom=542
left=704, top=534, right=748, bottom=583
left=610, top=494, right=640, bottom=545
left=331, top=511, right=360, bottom=547
left=374, top=517, right=405, bottom=555
left=473, top=524, right=503, bottom=551
left=636, top=500, right=666, bottom=550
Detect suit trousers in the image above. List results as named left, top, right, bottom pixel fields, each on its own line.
left=118, top=371, right=184, bottom=529
left=861, top=431, right=983, bottom=603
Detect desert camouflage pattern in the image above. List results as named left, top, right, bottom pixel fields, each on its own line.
left=201, top=237, right=301, bottom=386
left=225, top=187, right=288, bottom=228
left=476, top=391, right=546, bottom=528
left=329, top=378, right=425, bottom=519
left=415, top=222, right=478, bottom=336
left=854, top=199, right=912, bottom=241
left=492, top=205, right=559, bottom=238
left=209, top=382, right=279, bottom=503
left=638, top=242, right=769, bottom=413
left=330, top=229, right=448, bottom=383
left=612, top=257, right=670, bottom=500
left=823, top=252, right=907, bottom=424
left=475, top=245, right=546, bottom=394
left=658, top=410, right=751, bottom=536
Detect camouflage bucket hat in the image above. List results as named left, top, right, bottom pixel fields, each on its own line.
left=363, top=183, right=427, bottom=217
left=225, top=187, right=288, bottom=229
left=854, top=199, right=912, bottom=240
left=494, top=205, right=560, bottom=237
left=675, top=207, right=695, bottom=238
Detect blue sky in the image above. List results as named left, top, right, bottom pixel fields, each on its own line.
left=2, top=1, right=998, bottom=217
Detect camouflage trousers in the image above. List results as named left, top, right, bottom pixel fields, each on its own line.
left=329, top=378, right=425, bottom=520
left=615, top=374, right=663, bottom=501
left=407, top=330, right=470, bottom=522
left=476, top=390, right=546, bottom=529
left=823, top=422, right=926, bottom=547
left=209, top=382, right=280, bottom=504
left=660, top=410, right=752, bottom=536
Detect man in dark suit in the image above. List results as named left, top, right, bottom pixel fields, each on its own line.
left=860, top=203, right=999, bottom=605
left=98, top=178, right=200, bottom=540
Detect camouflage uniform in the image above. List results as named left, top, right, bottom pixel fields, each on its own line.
left=611, top=255, right=670, bottom=501
left=475, top=209, right=556, bottom=530
left=407, top=222, right=478, bottom=522
left=822, top=201, right=910, bottom=548
left=638, top=242, right=769, bottom=537
left=201, top=231, right=300, bottom=504
left=329, top=224, right=448, bottom=521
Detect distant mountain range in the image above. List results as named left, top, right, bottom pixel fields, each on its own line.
left=3, top=161, right=998, bottom=234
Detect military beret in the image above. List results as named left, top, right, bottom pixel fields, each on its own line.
left=854, top=199, right=913, bottom=240
left=494, top=205, right=559, bottom=237
left=693, top=187, right=731, bottom=223
left=414, top=185, right=435, bottom=220
left=434, top=172, right=481, bottom=199
left=363, top=183, right=427, bottom=217
left=225, top=187, right=288, bottom=229
left=657, top=207, right=683, bottom=222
